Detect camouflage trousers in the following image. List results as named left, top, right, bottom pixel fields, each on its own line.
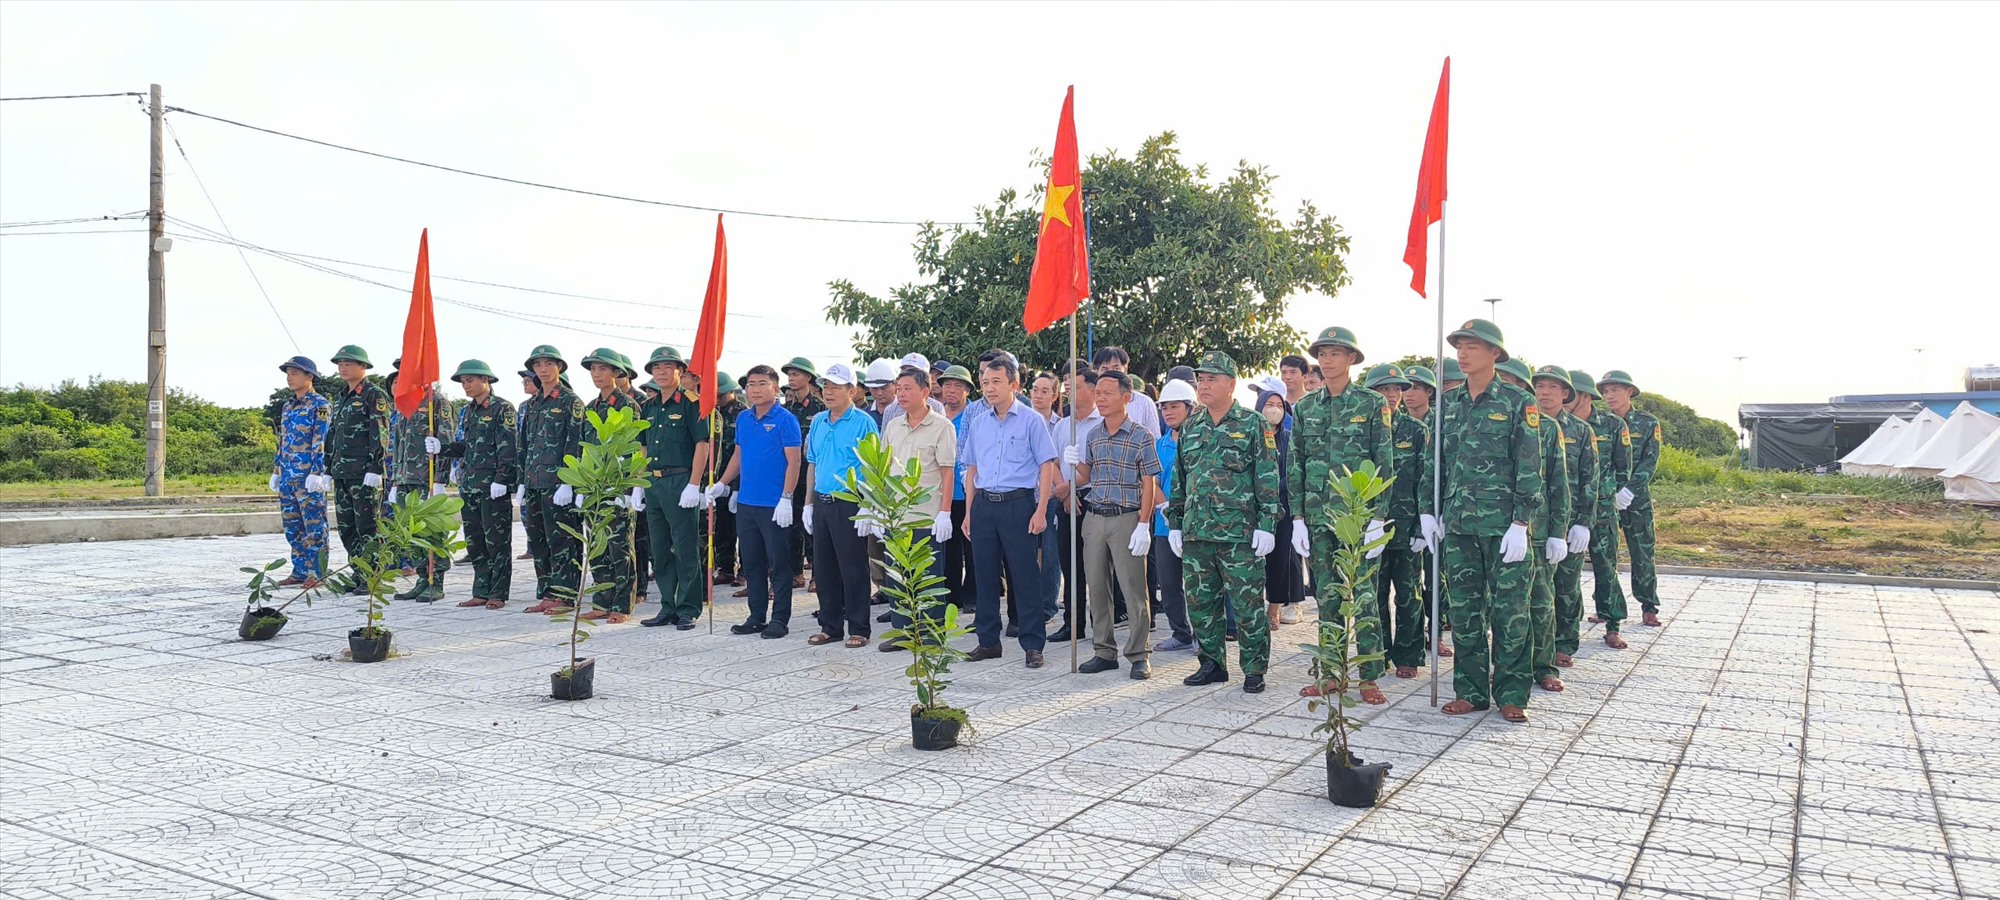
left=589, top=509, right=636, bottom=614
left=394, top=483, right=452, bottom=589
left=1183, top=539, right=1268, bottom=676
left=1528, top=540, right=1557, bottom=682
left=1588, top=511, right=1627, bottom=632
left=1443, top=533, right=1533, bottom=708
left=1554, top=536, right=1588, bottom=656
left=277, top=479, right=327, bottom=580
left=460, top=485, right=513, bottom=601
left=1620, top=502, right=1659, bottom=614
left=1307, top=529, right=1385, bottom=681
left=332, top=477, right=379, bottom=561
left=522, top=486, right=582, bottom=601
left=1371, top=517, right=1427, bottom=670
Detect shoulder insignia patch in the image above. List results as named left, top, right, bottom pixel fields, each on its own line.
left=1382, top=405, right=1393, bottom=427
left=1264, top=428, right=1277, bottom=450
left=373, top=397, right=388, bottom=414
left=1524, top=406, right=1540, bottom=428
left=1622, top=429, right=1632, bottom=446
left=1653, top=424, right=1663, bottom=441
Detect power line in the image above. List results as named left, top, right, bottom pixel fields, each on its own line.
left=161, top=117, right=301, bottom=352
left=0, top=213, right=148, bottom=229
left=0, top=228, right=148, bottom=237
left=0, top=92, right=146, bottom=102
left=164, top=105, right=972, bottom=227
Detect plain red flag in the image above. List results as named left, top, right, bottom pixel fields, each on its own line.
left=394, top=228, right=440, bottom=417
left=1404, top=58, right=1451, bottom=298
left=689, top=215, right=727, bottom=420
left=1022, top=86, right=1090, bottom=334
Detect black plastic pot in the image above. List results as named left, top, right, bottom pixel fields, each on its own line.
left=238, top=608, right=288, bottom=641
left=1326, top=750, right=1392, bottom=808
left=552, top=658, right=595, bottom=701
left=910, top=708, right=963, bottom=751
left=347, top=627, right=392, bottom=663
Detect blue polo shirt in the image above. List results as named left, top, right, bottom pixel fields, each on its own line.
left=1154, top=427, right=1179, bottom=536
left=733, top=403, right=801, bottom=507
left=806, top=405, right=880, bottom=496
left=960, top=399, right=1058, bottom=492
left=951, top=407, right=969, bottom=501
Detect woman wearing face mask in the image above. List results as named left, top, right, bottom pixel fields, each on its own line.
left=1256, top=388, right=1305, bottom=627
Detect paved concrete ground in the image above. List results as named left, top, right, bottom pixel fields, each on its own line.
left=2, top=531, right=1996, bottom=899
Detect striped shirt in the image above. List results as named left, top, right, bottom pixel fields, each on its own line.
left=1082, top=417, right=1161, bottom=511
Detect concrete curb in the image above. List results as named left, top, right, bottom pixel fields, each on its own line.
left=1643, top=563, right=1998, bottom=592
left=0, top=511, right=281, bottom=546
left=0, top=495, right=273, bottom=512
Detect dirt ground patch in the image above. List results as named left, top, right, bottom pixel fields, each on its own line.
left=1653, top=494, right=1999, bottom=580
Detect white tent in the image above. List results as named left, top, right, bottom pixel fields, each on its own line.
left=1839, top=416, right=1906, bottom=469
left=1846, top=407, right=1946, bottom=477
left=1942, top=426, right=2000, bottom=504
left=1895, top=402, right=2000, bottom=477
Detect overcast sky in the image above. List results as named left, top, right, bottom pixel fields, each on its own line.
left=3, top=1, right=1995, bottom=423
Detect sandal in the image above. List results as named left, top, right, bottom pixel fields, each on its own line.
left=607, top=613, right=630, bottom=624
left=1500, top=705, right=1528, bottom=723
left=1538, top=676, right=1565, bottom=693
left=457, top=597, right=488, bottom=608
left=807, top=633, right=838, bottom=646
left=579, top=610, right=611, bottom=622
left=1394, top=665, right=1418, bottom=679
left=1604, top=632, right=1628, bottom=650
left=1553, top=652, right=1574, bottom=668
left=844, top=636, right=868, bottom=649
left=485, top=600, right=507, bottom=610
left=1435, top=643, right=1455, bottom=659
left=1358, top=683, right=1387, bottom=705
left=1441, top=699, right=1486, bottom=716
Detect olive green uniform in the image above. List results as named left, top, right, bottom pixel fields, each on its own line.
left=442, top=395, right=518, bottom=600
left=1553, top=409, right=1599, bottom=657
left=1526, top=407, right=1570, bottom=681
left=519, top=384, right=585, bottom=600
left=1377, top=409, right=1431, bottom=669
left=585, top=389, right=646, bottom=613
left=1618, top=408, right=1662, bottom=615
left=1587, top=410, right=1632, bottom=630
left=643, top=387, right=711, bottom=622
left=1171, top=403, right=1280, bottom=677
left=1287, top=382, right=1394, bottom=680
left=328, top=380, right=390, bottom=561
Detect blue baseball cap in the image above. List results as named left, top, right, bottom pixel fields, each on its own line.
left=279, top=355, right=319, bottom=378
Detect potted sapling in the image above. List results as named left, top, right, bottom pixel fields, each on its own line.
left=548, top=406, right=650, bottom=700
left=842, top=435, right=973, bottom=750
left=1299, top=461, right=1394, bottom=807
left=318, top=492, right=464, bottom=661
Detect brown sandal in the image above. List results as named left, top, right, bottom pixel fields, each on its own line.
left=457, top=597, right=487, bottom=608
left=1441, top=699, right=1485, bottom=715
left=1500, top=705, right=1528, bottom=723
left=1435, top=643, right=1455, bottom=659
left=1553, top=652, right=1573, bottom=668
left=844, top=636, right=869, bottom=649
left=1394, top=665, right=1418, bottom=679
left=1604, top=632, right=1628, bottom=649
left=1538, top=676, right=1566, bottom=693
left=607, top=613, right=630, bottom=624
left=807, top=633, right=837, bottom=645
left=485, top=600, right=507, bottom=610
left=1359, top=683, right=1387, bottom=705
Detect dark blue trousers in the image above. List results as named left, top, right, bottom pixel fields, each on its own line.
left=971, top=490, right=1047, bottom=652
left=737, top=504, right=795, bottom=626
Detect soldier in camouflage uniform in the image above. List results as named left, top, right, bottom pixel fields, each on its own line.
left=708, top=373, right=746, bottom=585
left=1518, top=364, right=1576, bottom=693
left=1364, top=362, right=1432, bottom=679
left=780, top=357, right=824, bottom=586
left=440, top=360, right=518, bottom=608
left=519, top=345, right=586, bottom=612
left=1599, top=370, right=1662, bottom=626
left=326, top=345, right=390, bottom=588
left=385, top=360, right=453, bottom=602
left=1168, top=351, right=1281, bottom=693
left=271, top=356, right=332, bottom=586
left=575, top=349, right=647, bottom=622
left=641, top=347, right=713, bottom=630
left=1286, top=327, right=1395, bottom=702
left=1571, top=371, right=1630, bottom=648
left=1401, top=364, right=1449, bottom=644
left=1418, top=319, right=1543, bottom=722
left=1539, top=366, right=1600, bottom=669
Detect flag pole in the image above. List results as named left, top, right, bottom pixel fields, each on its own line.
left=1428, top=202, right=1446, bottom=707
left=1068, top=306, right=1080, bottom=674
left=707, top=408, right=717, bottom=635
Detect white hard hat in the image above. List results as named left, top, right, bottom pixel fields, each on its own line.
left=1159, top=379, right=1197, bottom=405
left=864, top=358, right=898, bottom=387
left=899, top=352, right=930, bottom=372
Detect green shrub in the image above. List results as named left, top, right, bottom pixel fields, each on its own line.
left=36, top=447, right=113, bottom=479
left=1656, top=446, right=1720, bottom=484
left=0, top=423, right=72, bottom=461
left=1767, top=472, right=1810, bottom=492
left=0, top=459, right=39, bottom=482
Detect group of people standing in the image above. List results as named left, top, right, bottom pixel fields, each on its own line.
left=266, top=316, right=1662, bottom=721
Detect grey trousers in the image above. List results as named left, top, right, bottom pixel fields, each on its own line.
left=1082, top=510, right=1151, bottom=662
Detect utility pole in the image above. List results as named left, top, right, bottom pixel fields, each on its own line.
left=146, top=83, right=167, bottom=497
left=1914, top=348, right=1925, bottom=391
left=1483, top=297, right=1503, bottom=323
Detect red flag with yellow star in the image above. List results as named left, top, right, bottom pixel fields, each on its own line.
left=1022, top=86, right=1089, bottom=334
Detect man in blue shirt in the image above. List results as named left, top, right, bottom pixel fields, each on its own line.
left=708, top=365, right=803, bottom=639
left=959, top=353, right=1059, bottom=668
left=803, top=363, right=882, bottom=648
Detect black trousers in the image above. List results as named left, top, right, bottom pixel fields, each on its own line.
left=812, top=497, right=872, bottom=639
left=945, top=497, right=974, bottom=609
left=711, top=504, right=738, bottom=577
left=738, top=504, right=794, bottom=625
left=971, top=491, right=1046, bottom=651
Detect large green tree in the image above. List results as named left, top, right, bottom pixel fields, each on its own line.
left=827, top=133, right=1351, bottom=382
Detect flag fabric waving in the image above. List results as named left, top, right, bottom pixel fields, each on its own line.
left=394, top=228, right=440, bottom=417
left=690, top=215, right=728, bottom=420
left=1404, top=58, right=1451, bottom=298
left=1022, top=86, right=1090, bottom=334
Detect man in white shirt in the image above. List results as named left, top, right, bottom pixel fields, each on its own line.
left=1091, top=347, right=1160, bottom=438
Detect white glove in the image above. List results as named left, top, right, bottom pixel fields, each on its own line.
left=572, top=491, right=586, bottom=509
left=307, top=474, right=331, bottom=493
left=1062, top=445, right=1082, bottom=467
left=773, top=502, right=794, bottom=529
left=552, top=484, right=573, bottom=506
left=629, top=487, right=647, bottom=511
left=387, top=487, right=400, bottom=504
left=1251, top=529, right=1275, bottom=558
left=430, top=483, right=447, bottom=497
left=1168, top=530, right=1184, bottom=558
left=1127, top=522, right=1152, bottom=557
left=1500, top=522, right=1529, bottom=564
left=268, top=473, right=281, bottom=493
left=678, top=484, right=700, bottom=508
left=362, top=472, right=383, bottom=488
left=1364, top=519, right=1387, bottom=560
left=933, top=511, right=953, bottom=544
left=1545, top=536, right=1569, bottom=564
left=1410, top=534, right=1428, bottom=553
left=489, top=482, right=508, bottom=500
left=1420, top=514, right=1443, bottom=551
left=1615, top=487, right=1635, bottom=510
left=613, top=496, right=628, bottom=509
left=423, top=436, right=441, bottom=455
left=803, top=505, right=815, bottom=534
left=1567, top=524, right=1590, bottom=554
left=514, top=485, right=526, bottom=503
left=1291, top=520, right=1311, bottom=558
left=854, top=508, right=873, bottom=537
left=705, top=482, right=731, bottom=502
left=729, top=494, right=738, bottom=514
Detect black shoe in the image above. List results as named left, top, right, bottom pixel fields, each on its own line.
left=1025, top=650, right=1044, bottom=669
left=877, top=611, right=891, bottom=623
left=1045, top=625, right=1073, bottom=643
left=676, top=619, right=697, bottom=631
left=1243, top=674, right=1266, bottom=694
left=1005, top=622, right=1020, bottom=638
left=1183, top=660, right=1228, bottom=686
left=760, top=623, right=789, bottom=640
left=1114, top=612, right=1129, bottom=626
left=1130, top=661, right=1152, bottom=680
left=1225, top=630, right=1238, bottom=642
left=729, top=620, right=766, bottom=635
left=1078, top=657, right=1118, bottom=675
left=640, top=613, right=679, bottom=627
left=968, top=644, right=1003, bottom=662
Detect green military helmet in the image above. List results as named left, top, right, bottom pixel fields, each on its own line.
left=1597, top=369, right=1641, bottom=397
left=1404, top=365, right=1438, bottom=391
left=780, top=356, right=819, bottom=381
left=647, top=346, right=687, bottom=370
left=1194, top=350, right=1238, bottom=377
left=1364, top=362, right=1410, bottom=389
left=330, top=344, right=374, bottom=369
left=611, top=351, right=640, bottom=381
left=580, top=347, right=622, bottom=372
left=1440, top=357, right=1466, bottom=383
left=1531, top=364, right=1575, bottom=400
left=1569, top=369, right=1602, bottom=399
left=1129, top=375, right=1148, bottom=394
left=1306, top=326, right=1365, bottom=364
left=1495, top=357, right=1534, bottom=385
left=557, top=372, right=572, bottom=389
left=523, top=344, right=568, bottom=373
left=450, top=359, right=499, bottom=383
left=938, top=364, right=976, bottom=390
left=715, top=372, right=742, bottom=397
left=1445, top=317, right=1509, bottom=362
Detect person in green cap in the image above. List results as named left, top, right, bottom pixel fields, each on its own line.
left=1569, top=370, right=1630, bottom=649
left=1400, top=363, right=1449, bottom=651
left=1536, top=366, right=1600, bottom=673
left=1599, top=370, right=1662, bottom=627
left=1417, top=318, right=1543, bottom=723
left=1288, top=327, right=1394, bottom=702
left=438, top=360, right=517, bottom=609
left=1169, top=350, right=1281, bottom=693
left=571, top=349, right=646, bottom=623
left=519, top=345, right=586, bottom=613
left=327, top=345, right=390, bottom=586
left=640, top=346, right=713, bottom=630
left=707, top=372, right=747, bottom=587
left=384, top=358, right=453, bottom=602
left=1365, top=362, right=1431, bottom=679
left=781, top=357, right=824, bottom=589
left=1526, top=366, right=1585, bottom=692
left=1440, top=357, right=1466, bottom=392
